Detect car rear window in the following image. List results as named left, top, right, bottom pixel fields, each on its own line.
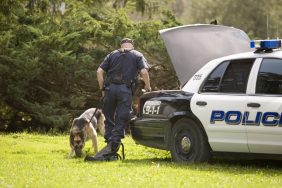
left=201, top=59, right=255, bottom=93
left=256, top=58, right=282, bottom=95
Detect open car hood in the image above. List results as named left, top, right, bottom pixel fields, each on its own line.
left=159, top=24, right=252, bottom=87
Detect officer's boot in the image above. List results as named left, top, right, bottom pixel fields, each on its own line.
left=84, top=141, right=121, bottom=161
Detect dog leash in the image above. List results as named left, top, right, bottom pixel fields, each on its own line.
left=87, top=96, right=105, bottom=126
left=87, top=107, right=99, bottom=126
left=84, top=142, right=125, bottom=162
left=103, top=143, right=125, bottom=161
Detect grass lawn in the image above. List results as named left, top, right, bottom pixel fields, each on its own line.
left=0, top=133, right=282, bottom=188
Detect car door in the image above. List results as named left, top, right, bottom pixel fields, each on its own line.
left=246, top=58, right=282, bottom=154
left=191, top=58, right=255, bottom=152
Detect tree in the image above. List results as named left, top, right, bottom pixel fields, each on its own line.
left=0, top=0, right=180, bottom=132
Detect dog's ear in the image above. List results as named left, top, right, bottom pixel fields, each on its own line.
left=69, top=118, right=74, bottom=128
left=71, top=118, right=78, bottom=129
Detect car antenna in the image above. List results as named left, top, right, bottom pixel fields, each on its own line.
left=266, top=15, right=269, bottom=39
left=276, top=24, right=279, bottom=39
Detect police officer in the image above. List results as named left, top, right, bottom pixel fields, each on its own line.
left=85, top=38, right=151, bottom=161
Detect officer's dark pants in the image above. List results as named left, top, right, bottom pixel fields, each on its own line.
left=102, top=84, right=132, bottom=143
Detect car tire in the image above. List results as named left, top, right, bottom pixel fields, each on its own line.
left=170, top=118, right=211, bottom=163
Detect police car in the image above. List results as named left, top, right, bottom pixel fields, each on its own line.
left=130, top=24, right=282, bottom=162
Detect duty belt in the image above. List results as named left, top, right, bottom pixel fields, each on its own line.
left=110, top=78, right=132, bottom=87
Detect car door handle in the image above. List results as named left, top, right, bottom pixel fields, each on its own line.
left=247, top=103, right=261, bottom=108
left=196, top=101, right=207, bottom=106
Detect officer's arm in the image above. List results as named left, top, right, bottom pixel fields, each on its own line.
left=97, top=67, right=105, bottom=91
left=140, top=68, right=151, bottom=92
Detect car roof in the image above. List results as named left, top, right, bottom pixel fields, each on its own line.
left=182, top=49, right=282, bottom=93
left=216, top=50, right=282, bottom=61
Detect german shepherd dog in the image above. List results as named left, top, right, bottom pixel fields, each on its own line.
left=69, top=108, right=105, bottom=157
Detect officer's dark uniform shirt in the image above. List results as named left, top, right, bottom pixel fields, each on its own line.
left=100, top=49, right=148, bottom=82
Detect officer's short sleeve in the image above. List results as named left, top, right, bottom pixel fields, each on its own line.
left=99, top=54, right=111, bottom=72
left=137, top=53, right=149, bottom=70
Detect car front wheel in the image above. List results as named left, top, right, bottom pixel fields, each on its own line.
left=170, top=118, right=211, bottom=163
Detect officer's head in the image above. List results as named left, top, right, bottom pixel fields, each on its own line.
left=120, top=38, right=134, bottom=49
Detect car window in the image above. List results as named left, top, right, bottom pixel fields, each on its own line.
left=201, top=61, right=229, bottom=92
left=256, top=58, right=282, bottom=95
left=201, top=59, right=254, bottom=93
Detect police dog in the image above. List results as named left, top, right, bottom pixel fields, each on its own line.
left=69, top=108, right=105, bottom=157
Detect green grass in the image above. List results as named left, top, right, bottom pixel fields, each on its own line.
left=0, top=133, right=282, bottom=188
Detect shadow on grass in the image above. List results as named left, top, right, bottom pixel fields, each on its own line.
left=121, top=157, right=282, bottom=171
left=122, top=157, right=172, bottom=164
left=210, top=157, right=282, bottom=169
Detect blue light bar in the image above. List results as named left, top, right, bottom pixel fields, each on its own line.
left=250, top=39, right=281, bottom=49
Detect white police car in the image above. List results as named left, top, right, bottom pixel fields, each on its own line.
left=130, top=24, right=282, bottom=162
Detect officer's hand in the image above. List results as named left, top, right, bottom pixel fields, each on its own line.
left=101, top=91, right=105, bottom=97
left=145, top=85, right=152, bottom=92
